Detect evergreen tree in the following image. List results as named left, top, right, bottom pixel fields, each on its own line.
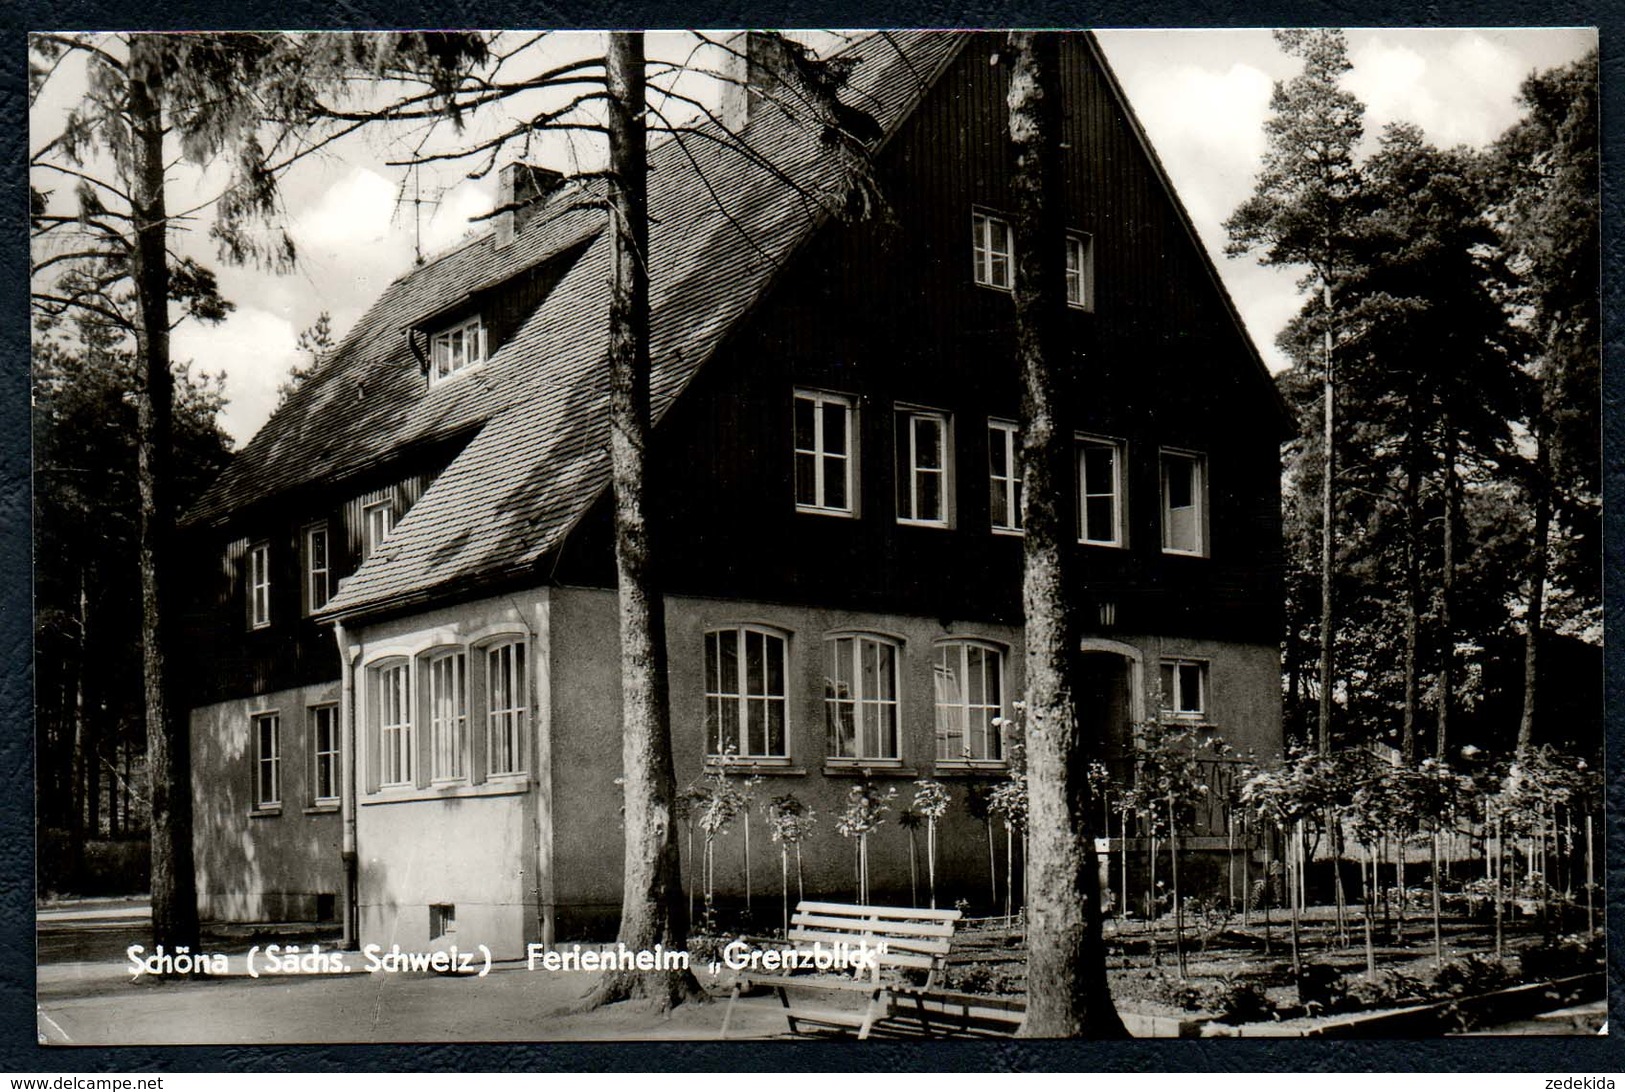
left=30, top=30, right=487, bottom=952
left=1226, top=29, right=1365, bottom=754
left=1483, top=51, right=1600, bottom=753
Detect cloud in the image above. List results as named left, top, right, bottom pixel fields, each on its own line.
left=1121, top=60, right=1274, bottom=225
left=1347, top=31, right=1527, bottom=149
left=291, top=166, right=400, bottom=256
left=172, top=306, right=301, bottom=446
left=421, top=179, right=495, bottom=254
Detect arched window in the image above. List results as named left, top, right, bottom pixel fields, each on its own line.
left=825, top=634, right=901, bottom=762
left=485, top=640, right=526, bottom=776
left=705, top=626, right=788, bottom=759
left=934, top=641, right=1005, bottom=763
left=375, top=660, right=413, bottom=787
left=427, top=650, right=468, bottom=781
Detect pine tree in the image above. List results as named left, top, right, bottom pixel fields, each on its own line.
left=30, top=30, right=487, bottom=954
left=1483, top=51, right=1600, bottom=754
left=1225, top=29, right=1365, bottom=755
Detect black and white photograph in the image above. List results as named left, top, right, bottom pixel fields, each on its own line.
left=28, top=26, right=1603, bottom=1049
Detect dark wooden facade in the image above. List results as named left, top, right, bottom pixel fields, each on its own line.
left=181, top=437, right=467, bottom=708
left=555, top=34, right=1287, bottom=648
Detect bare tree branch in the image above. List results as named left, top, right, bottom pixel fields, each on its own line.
left=33, top=161, right=135, bottom=206
left=32, top=291, right=134, bottom=331
left=31, top=249, right=128, bottom=277
left=32, top=34, right=126, bottom=72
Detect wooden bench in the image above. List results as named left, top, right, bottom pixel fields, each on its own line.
left=719, top=901, right=962, bottom=1039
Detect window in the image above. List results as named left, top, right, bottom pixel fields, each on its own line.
left=428, top=652, right=468, bottom=781
left=989, top=420, right=1023, bottom=533
left=430, top=317, right=486, bottom=385
left=311, top=705, right=340, bottom=804
left=705, top=627, right=789, bottom=760
left=429, top=903, right=457, bottom=941
left=485, top=642, right=526, bottom=776
left=304, top=523, right=331, bottom=614
left=793, top=391, right=855, bottom=515
left=247, top=542, right=271, bottom=629
left=1066, top=232, right=1095, bottom=309
left=254, top=712, right=281, bottom=808
left=1161, top=450, right=1207, bottom=556
left=362, top=500, right=395, bottom=562
left=1078, top=437, right=1125, bottom=547
left=934, top=642, right=1005, bottom=763
left=1159, top=659, right=1208, bottom=719
left=972, top=211, right=1013, bottom=290
left=377, top=662, right=413, bottom=787
left=824, top=635, right=900, bottom=762
left=897, top=409, right=951, bottom=526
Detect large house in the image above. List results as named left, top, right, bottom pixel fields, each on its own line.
left=180, top=30, right=1290, bottom=958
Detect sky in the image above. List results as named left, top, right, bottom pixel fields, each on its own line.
left=30, top=28, right=1598, bottom=448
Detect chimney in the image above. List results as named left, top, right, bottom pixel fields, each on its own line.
left=494, top=161, right=565, bottom=248
left=718, top=32, right=798, bottom=132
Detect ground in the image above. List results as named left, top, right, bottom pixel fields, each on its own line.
left=36, top=899, right=782, bottom=1045
left=35, top=898, right=1604, bottom=1045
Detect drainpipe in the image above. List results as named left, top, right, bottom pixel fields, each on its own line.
left=336, top=620, right=361, bottom=950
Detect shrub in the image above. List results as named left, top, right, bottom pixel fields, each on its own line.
left=948, top=961, right=1025, bottom=996
left=1519, top=934, right=1604, bottom=981
left=1201, top=974, right=1275, bottom=1024
left=1429, top=954, right=1515, bottom=998
left=1295, top=962, right=1345, bottom=1014
left=1145, top=970, right=1207, bottom=1011
left=1343, top=968, right=1426, bottom=1010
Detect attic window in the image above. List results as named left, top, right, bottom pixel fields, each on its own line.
left=429, top=317, right=486, bottom=385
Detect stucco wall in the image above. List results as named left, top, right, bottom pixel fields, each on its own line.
left=547, top=586, right=1283, bottom=939
left=351, top=589, right=550, bottom=960
left=191, top=682, right=344, bottom=922
left=192, top=580, right=1280, bottom=949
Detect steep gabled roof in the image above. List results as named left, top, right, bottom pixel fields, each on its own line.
left=315, top=31, right=966, bottom=620
left=185, top=187, right=606, bottom=528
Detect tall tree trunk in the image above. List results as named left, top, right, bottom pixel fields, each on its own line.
left=67, top=571, right=88, bottom=884
left=1436, top=418, right=1457, bottom=760
left=1517, top=421, right=1550, bottom=757
left=1007, top=30, right=1124, bottom=1039
left=1317, top=278, right=1336, bottom=755
left=129, top=36, right=199, bottom=956
left=591, top=31, right=691, bottom=1010
left=1401, top=394, right=1424, bottom=764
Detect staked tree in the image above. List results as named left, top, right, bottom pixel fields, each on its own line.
left=1225, top=29, right=1365, bottom=755
left=30, top=30, right=489, bottom=952
left=1005, top=30, right=1126, bottom=1039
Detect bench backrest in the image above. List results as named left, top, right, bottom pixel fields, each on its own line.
left=787, top=901, right=962, bottom=987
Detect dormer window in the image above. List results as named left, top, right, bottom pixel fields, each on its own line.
left=430, top=317, right=486, bottom=385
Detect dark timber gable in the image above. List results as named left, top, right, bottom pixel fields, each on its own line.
left=554, top=33, right=1285, bottom=648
